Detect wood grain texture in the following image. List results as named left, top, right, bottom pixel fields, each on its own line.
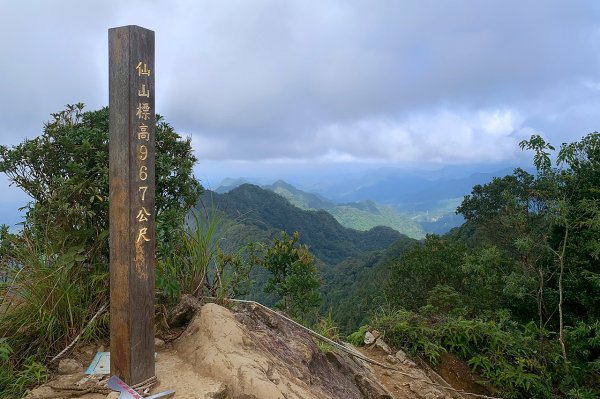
left=109, top=25, right=155, bottom=385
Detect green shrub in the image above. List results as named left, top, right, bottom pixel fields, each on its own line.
left=313, top=312, right=340, bottom=352
left=347, top=325, right=369, bottom=346
left=0, top=231, right=105, bottom=398
left=370, top=308, right=563, bottom=398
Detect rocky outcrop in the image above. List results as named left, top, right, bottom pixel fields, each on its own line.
left=175, top=302, right=392, bottom=399
left=26, top=302, right=467, bottom=399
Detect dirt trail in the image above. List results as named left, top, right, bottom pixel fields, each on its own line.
left=27, top=302, right=477, bottom=399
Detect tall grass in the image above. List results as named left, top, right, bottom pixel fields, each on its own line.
left=156, top=205, right=255, bottom=305
left=0, top=232, right=108, bottom=398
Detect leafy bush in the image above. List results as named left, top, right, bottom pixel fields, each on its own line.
left=260, top=231, right=321, bottom=323
left=0, top=104, right=202, bottom=397
left=0, top=104, right=202, bottom=263
left=346, top=325, right=369, bottom=346
left=370, top=308, right=563, bottom=398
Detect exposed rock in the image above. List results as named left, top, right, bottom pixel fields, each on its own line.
left=408, top=382, right=446, bottom=399
left=29, top=302, right=465, bottom=399
left=26, top=386, right=65, bottom=399
left=80, top=345, right=95, bottom=357
left=395, top=350, right=407, bottom=363
left=203, top=382, right=228, bottom=399
left=374, top=339, right=391, bottom=354
left=57, top=358, right=83, bottom=375
left=364, top=331, right=377, bottom=344
left=167, top=294, right=202, bottom=327
left=26, top=373, right=102, bottom=399
left=175, top=303, right=393, bottom=399
left=155, top=337, right=165, bottom=348
left=385, top=355, right=399, bottom=364
left=395, top=349, right=417, bottom=367
left=355, top=373, right=393, bottom=399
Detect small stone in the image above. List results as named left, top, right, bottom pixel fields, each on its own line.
left=395, top=349, right=407, bottom=362
left=155, top=337, right=165, bottom=348
left=385, top=354, right=399, bottom=364
left=106, top=392, right=120, bottom=399
left=168, top=294, right=202, bottom=327
left=80, top=345, right=95, bottom=357
left=364, top=331, right=376, bottom=345
left=374, top=339, right=391, bottom=354
left=204, top=382, right=228, bottom=398
left=58, top=358, right=83, bottom=375
left=395, top=349, right=417, bottom=367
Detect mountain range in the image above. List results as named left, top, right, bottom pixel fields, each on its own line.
left=214, top=166, right=517, bottom=236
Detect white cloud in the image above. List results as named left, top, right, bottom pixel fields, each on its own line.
left=191, top=107, right=532, bottom=165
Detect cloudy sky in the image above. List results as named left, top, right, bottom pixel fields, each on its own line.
left=1, top=0, right=600, bottom=221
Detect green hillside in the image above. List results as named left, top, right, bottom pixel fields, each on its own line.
left=205, top=184, right=404, bottom=265
left=320, top=236, right=418, bottom=332
left=198, top=184, right=417, bottom=309
left=265, top=180, right=426, bottom=239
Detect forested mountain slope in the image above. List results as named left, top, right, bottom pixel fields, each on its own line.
left=265, top=180, right=426, bottom=239
left=202, top=184, right=405, bottom=265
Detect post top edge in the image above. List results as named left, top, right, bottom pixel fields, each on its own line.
left=108, top=25, right=155, bottom=33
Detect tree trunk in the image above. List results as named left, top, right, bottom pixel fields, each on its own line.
left=558, top=226, right=569, bottom=367
left=538, top=267, right=545, bottom=360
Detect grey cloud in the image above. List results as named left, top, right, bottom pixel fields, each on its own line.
left=0, top=0, right=599, bottom=166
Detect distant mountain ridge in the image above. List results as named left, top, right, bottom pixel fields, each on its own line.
left=265, top=180, right=426, bottom=239
left=214, top=166, right=516, bottom=235
left=214, top=180, right=425, bottom=238
left=302, top=167, right=515, bottom=212
left=202, top=184, right=405, bottom=265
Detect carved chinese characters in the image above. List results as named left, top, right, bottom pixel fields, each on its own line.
left=134, top=60, right=152, bottom=267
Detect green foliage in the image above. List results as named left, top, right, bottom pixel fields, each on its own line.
left=0, top=229, right=106, bottom=398
left=206, top=184, right=403, bottom=265
left=0, top=104, right=201, bottom=397
left=374, top=133, right=600, bottom=397
left=156, top=206, right=256, bottom=304
left=0, top=357, right=48, bottom=399
left=371, top=307, right=560, bottom=398
left=260, top=231, right=321, bottom=322
left=384, top=235, right=467, bottom=312
left=563, top=321, right=600, bottom=391
left=0, top=104, right=202, bottom=261
left=346, top=325, right=369, bottom=346
left=203, top=185, right=417, bottom=328
left=312, top=312, right=341, bottom=352
left=370, top=307, right=446, bottom=365
left=424, top=285, right=464, bottom=317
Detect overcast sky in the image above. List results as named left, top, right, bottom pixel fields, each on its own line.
left=1, top=0, right=600, bottom=216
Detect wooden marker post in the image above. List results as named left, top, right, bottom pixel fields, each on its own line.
left=109, top=25, right=155, bottom=385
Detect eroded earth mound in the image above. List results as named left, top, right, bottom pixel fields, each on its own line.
left=28, top=300, right=459, bottom=399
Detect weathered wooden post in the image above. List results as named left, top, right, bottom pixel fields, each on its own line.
left=108, top=25, right=155, bottom=385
